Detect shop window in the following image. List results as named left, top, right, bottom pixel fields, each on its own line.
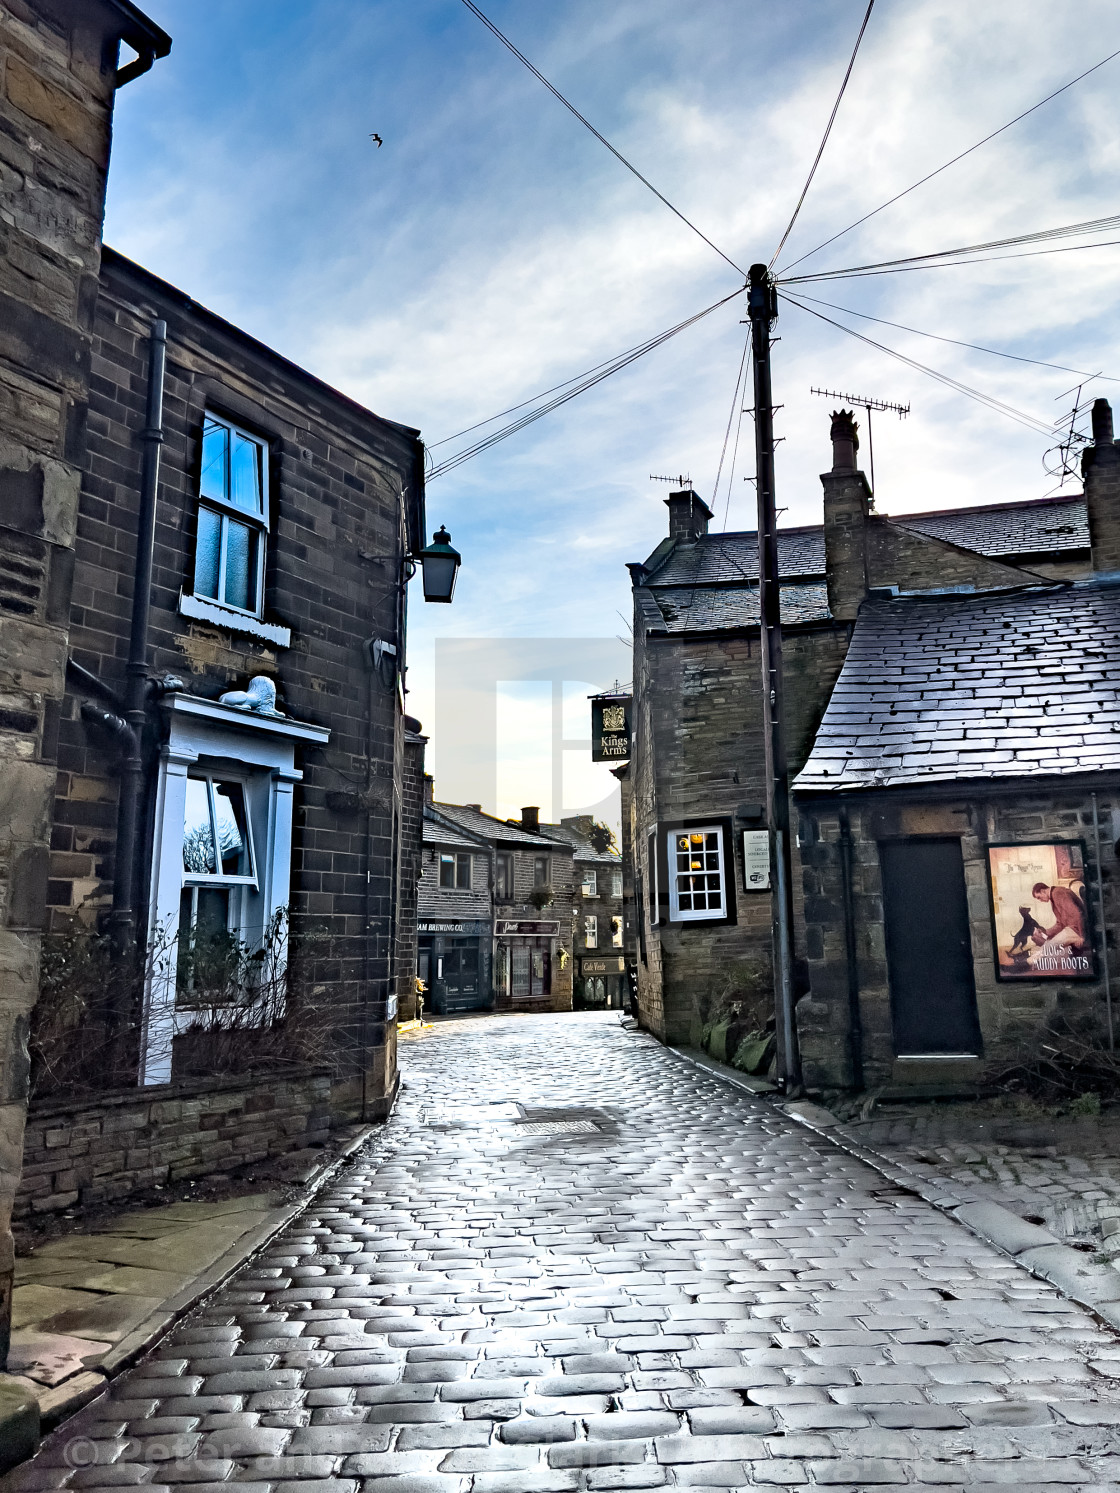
left=668, top=825, right=726, bottom=921
left=533, top=854, right=550, bottom=886
left=192, top=412, right=267, bottom=617
left=582, top=869, right=597, bottom=897
left=495, top=851, right=514, bottom=901
left=584, top=914, right=598, bottom=947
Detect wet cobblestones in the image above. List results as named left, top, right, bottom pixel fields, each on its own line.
left=12, top=1013, right=1120, bottom=1491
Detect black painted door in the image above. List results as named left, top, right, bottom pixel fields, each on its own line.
left=880, top=838, right=983, bottom=1055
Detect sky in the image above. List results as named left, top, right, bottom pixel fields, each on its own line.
left=107, top=0, right=1120, bottom=826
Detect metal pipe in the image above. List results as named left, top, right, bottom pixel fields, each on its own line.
left=838, top=807, right=864, bottom=1090
left=1091, top=791, right=1114, bottom=1051
left=748, top=263, right=801, bottom=1091
left=109, top=319, right=166, bottom=956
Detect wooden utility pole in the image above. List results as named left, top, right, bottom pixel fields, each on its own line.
left=747, top=263, right=800, bottom=1092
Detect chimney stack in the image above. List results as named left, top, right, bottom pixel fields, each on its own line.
left=821, top=410, right=871, bottom=622
left=423, top=773, right=434, bottom=805
left=520, top=806, right=540, bottom=832
left=665, top=488, right=713, bottom=542
left=1083, top=398, right=1120, bottom=573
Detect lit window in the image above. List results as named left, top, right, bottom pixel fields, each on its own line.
left=582, top=869, right=597, bottom=897
left=668, top=826, right=726, bottom=921
left=584, top=914, right=598, bottom=947
left=193, top=413, right=267, bottom=616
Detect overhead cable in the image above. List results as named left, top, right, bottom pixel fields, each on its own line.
left=429, top=286, right=744, bottom=479
left=779, top=43, right=1120, bottom=275
left=460, top=0, right=746, bottom=278
left=779, top=211, right=1120, bottom=285
left=769, top=0, right=876, bottom=270
left=789, top=290, right=1115, bottom=382
left=711, top=327, right=751, bottom=525
left=780, top=292, right=1065, bottom=439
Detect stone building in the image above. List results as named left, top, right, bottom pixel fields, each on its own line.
left=417, top=795, right=493, bottom=1015
left=794, top=399, right=1120, bottom=1091
left=0, top=0, right=169, bottom=1361
left=50, top=248, right=426, bottom=1119
left=432, top=802, right=576, bottom=1011
left=626, top=413, right=1092, bottom=1057
left=540, top=816, right=625, bottom=1008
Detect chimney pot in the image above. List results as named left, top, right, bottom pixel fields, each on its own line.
left=423, top=774, right=434, bottom=805
left=1092, top=398, right=1115, bottom=446
left=520, top=806, right=540, bottom=832
left=830, top=409, right=859, bottom=473
left=665, top=488, right=713, bottom=541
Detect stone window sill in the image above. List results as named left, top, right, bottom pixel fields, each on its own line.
left=178, top=591, right=291, bottom=647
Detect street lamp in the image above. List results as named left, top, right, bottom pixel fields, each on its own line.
left=418, top=525, right=461, bottom=603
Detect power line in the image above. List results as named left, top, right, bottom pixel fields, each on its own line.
left=769, top=0, right=876, bottom=270
left=460, top=0, right=746, bottom=278
left=781, top=291, right=1066, bottom=439
left=780, top=211, right=1120, bottom=285
left=778, top=43, right=1120, bottom=275
left=711, top=326, right=751, bottom=523
left=429, top=286, right=744, bottom=479
left=789, top=289, right=1115, bottom=382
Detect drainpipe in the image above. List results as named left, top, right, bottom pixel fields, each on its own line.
left=1091, top=792, right=1115, bottom=1051
left=838, top=807, right=864, bottom=1091
left=109, top=320, right=166, bottom=957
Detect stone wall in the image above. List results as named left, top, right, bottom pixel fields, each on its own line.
left=14, top=1067, right=331, bottom=1222
left=631, top=622, right=850, bottom=1044
left=797, top=787, right=1120, bottom=1091
left=52, top=251, right=424, bottom=1117
left=0, top=0, right=166, bottom=1360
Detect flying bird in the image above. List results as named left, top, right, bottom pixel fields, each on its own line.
left=370, top=133, right=383, bottom=147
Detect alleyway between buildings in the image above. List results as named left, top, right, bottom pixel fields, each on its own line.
left=9, top=1013, right=1120, bottom=1492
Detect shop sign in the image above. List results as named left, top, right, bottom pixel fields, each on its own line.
left=591, top=694, right=631, bottom=762
left=987, top=841, right=1095, bottom=980
left=495, top=919, right=560, bottom=936
left=418, top=920, right=489, bottom=935
left=742, top=830, right=770, bottom=891
left=581, top=956, right=624, bottom=975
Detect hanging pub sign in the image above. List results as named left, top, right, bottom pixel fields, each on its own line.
left=591, top=693, right=632, bottom=762
left=987, top=842, right=1095, bottom=981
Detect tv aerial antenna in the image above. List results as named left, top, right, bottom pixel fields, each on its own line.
left=810, top=388, right=910, bottom=499
left=649, top=473, right=693, bottom=488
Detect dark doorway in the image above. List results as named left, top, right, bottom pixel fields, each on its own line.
left=433, top=942, right=483, bottom=1013
left=880, top=838, right=982, bottom=1055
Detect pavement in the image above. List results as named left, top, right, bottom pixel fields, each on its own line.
left=7, top=1010, right=1120, bottom=1490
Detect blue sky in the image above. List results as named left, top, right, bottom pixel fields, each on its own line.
left=108, top=1, right=1120, bottom=821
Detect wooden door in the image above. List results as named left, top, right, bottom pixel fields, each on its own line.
left=880, top=838, right=983, bottom=1055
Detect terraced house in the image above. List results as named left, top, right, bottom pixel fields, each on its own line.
left=626, top=409, right=1106, bottom=1091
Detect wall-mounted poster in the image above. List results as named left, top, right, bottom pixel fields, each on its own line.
left=988, top=842, right=1095, bottom=980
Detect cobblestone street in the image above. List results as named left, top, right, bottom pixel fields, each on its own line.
left=11, top=1012, right=1120, bottom=1492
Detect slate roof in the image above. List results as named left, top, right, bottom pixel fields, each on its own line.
left=423, top=813, right=488, bottom=852
left=649, top=582, right=830, bottom=633
left=648, top=529, right=824, bottom=585
left=538, top=823, right=622, bottom=865
left=794, top=577, right=1120, bottom=793
left=894, top=494, right=1088, bottom=558
left=434, top=802, right=571, bottom=851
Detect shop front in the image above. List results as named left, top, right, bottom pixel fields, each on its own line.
left=417, top=919, right=492, bottom=1014
left=578, top=954, right=627, bottom=1009
left=494, top=918, right=561, bottom=1007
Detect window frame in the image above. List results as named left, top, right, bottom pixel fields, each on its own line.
left=181, top=773, right=258, bottom=891
left=192, top=410, right=270, bottom=620
left=456, top=853, right=472, bottom=889
left=582, top=869, right=598, bottom=898
left=667, top=823, right=728, bottom=922
left=495, top=851, right=514, bottom=902
left=533, top=854, right=550, bottom=887
left=584, top=914, right=598, bottom=948
left=438, top=853, right=456, bottom=889
left=610, top=870, right=623, bottom=899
